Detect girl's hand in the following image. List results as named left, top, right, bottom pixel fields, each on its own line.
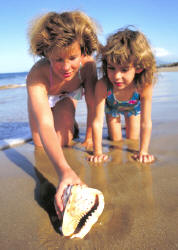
left=133, top=152, right=155, bottom=163
left=87, top=153, right=108, bottom=163
left=54, top=168, right=84, bottom=214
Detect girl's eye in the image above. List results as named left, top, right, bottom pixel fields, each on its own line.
left=56, top=58, right=63, bottom=62
left=69, top=56, right=77, bottom=60
left=107, top=66, right=115, bottom=70
left=121, top=67, right=129, bottom=72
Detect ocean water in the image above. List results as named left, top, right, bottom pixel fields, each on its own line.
left=0, top=71, right=89, bottom=149
left=0, top=71, right=178, bottom=149
left=0, top=72, right=31, bottom=149
left=0, top=72, right=28, bottom=88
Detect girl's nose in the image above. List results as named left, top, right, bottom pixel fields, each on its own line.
left=63, top=61, right=70, bottom=71
left=115, top=71, right=122, bottom=79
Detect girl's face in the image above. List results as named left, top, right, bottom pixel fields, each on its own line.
left=48, top=41, right=82, bottom=81
left=107, top=61, right=138, bottom=90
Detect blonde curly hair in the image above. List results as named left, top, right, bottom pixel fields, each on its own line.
left=101, top=27, right=157, bottom=87
left=27, top=11, right=100, bottom=57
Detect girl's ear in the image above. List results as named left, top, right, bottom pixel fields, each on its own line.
left=136, top=68, right=143, bottom=74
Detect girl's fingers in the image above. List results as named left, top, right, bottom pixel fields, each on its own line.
left=87, top=154, right=108, bottom=163
left=87, top=155, right=94, bottom=162
left=140, top=154, right=155, bottom=163
left=133, top=153, right=155, bottom=163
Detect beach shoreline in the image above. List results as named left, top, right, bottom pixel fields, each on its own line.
left=0, top=67, right=177, bottom=152
left=0, top=66, right=178, bottom=150
left=157, top=65, right=178, bottom=72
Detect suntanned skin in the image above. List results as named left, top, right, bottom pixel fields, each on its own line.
left=27, top=41, right=97, bottom=211
left=88, top=63, right=154, bottom=164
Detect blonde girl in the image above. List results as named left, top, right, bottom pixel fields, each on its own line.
left=88, top=27, right=156, bottom=164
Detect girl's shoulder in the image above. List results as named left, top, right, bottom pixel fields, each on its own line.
left=137, top=83, right=153, bottom=99
left=97, top=76, right=108, bottom=86
left=98, top=77, right=111, bottom=91
left=80, top=56, right=97, bottom=84
left=81, top=55, right=96, bottom=72
left=95, top=77, right=108, bottom=97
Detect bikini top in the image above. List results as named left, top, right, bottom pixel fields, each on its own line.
left=106, top=87, right=140, bottom=113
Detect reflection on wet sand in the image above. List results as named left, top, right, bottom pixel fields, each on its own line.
left=34, top=138, right=155, bottom=249
left=34, top=148, right=61, bottom=234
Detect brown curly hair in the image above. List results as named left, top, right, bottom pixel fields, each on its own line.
left=27, top=11, right=100, bottom=57
left=101, top=26, right=157, bottom=87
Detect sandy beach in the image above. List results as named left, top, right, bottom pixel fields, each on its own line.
left=157, top=65, right=178, bottom=72
left=0, top=70, right=178, bottom=249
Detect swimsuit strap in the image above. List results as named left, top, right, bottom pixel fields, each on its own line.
left=131, top=91, right=140, bottom=100
left=107, top=85, right=113, bottom=95
left=49, top=64, right=53, bottom=87
left=78, top=62, right=82, bottom=82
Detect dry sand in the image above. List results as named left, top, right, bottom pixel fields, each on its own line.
left=157, top=65, right=178, bottom=72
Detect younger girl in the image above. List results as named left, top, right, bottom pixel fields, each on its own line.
left=26, top=11, right=100, bottom=212
left=88, top=27, right=156, bottom=163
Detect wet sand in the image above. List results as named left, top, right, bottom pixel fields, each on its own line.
left=1, top=72, right=178, bottom=249
left=1, top=120, right=178, bottom=249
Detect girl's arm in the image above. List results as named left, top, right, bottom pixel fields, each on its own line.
left=136, top=84, right=154, bottom=163
left=82, top=58, right=98, bottom=148
left=88, top=79, right=108, bottom=162
left=27, top=74, right=83, bottom=211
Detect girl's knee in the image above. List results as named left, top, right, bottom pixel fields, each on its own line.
left=108, top=131, right=122, bottom=141
left=126, top=134, right=139, bottom=140
left=126, top=127, right=140, bottom=139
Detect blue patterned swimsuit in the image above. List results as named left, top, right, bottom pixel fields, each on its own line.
left=105, top=87, right=141, bottom=117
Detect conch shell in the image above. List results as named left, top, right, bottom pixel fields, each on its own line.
left=61, top=185, right=104, bottom=239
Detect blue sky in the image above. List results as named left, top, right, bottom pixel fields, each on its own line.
left=1, top=0, right=178, bottom=73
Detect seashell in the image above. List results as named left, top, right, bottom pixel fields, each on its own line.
left=61, top=185, right=104, bottom=239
